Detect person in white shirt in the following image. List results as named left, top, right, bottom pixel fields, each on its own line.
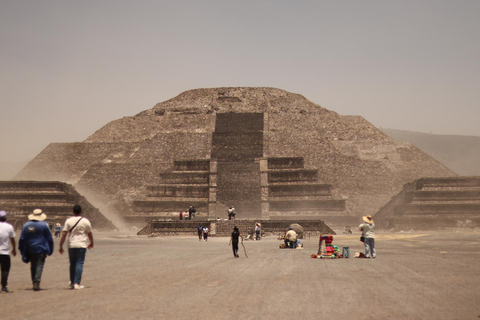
left=0, top=210, right=16, bottom=293
left=59, top=205, right=94, bottom=289
left=202, top=226, right=209, bottom=241
left=359, top=215, right=376, bottom=258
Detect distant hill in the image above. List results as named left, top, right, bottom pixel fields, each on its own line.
left=382, top=129, right=480, bottom=176
left=0, top=161, right=29, bottom=180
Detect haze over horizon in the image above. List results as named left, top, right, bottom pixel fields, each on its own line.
left=1, top=1, right=479, bottom=163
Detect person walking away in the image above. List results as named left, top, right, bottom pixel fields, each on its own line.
left=55, top=223, right=62, bottom=238
left=359, top=215, right=376, bottom=258
left=59, top=204, right=94, bottom=290
left=202, top=226, right=209, bottom=241
left=229, top=226, right=243, bottom=258
left=197, top=225, right=203, bottom=241
left=0, top=210, right=16, bottom=293
left=188, top=206, right=196, bottom=220
left=59, top=204, right=93, bottom=290
left=18, top=209, right=54, bottom=291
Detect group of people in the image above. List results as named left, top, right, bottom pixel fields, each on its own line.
left=179, top=206, right=196, bottom=221
left=197, top=225, right=209, bottom=241
left=0, top=204, right=94, bottom=293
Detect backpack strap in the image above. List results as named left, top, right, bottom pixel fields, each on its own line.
left=69, top=217, right=83, bottom=233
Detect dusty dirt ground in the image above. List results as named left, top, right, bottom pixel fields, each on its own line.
left=1, top=229, right=480, bottom=320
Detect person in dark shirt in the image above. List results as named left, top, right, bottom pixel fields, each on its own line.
left=18, top=209, right=54, bottom=291
left=188, top=206, right=196, bottom=220
left=229, top=226, right=243, bottom=258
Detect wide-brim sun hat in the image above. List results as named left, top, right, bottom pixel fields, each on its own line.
left=28, top=208, right=47, bottom=221
left=362, top=215, right=374, bottom=224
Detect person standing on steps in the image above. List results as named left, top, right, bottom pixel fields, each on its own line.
left=359, top=215, right=376, bottom=259
left=188, top=206, right=196, bottom=220
left=18, top=209, right=54, bottom=291
left=59, top=204, right=94, bottom=290
left=227, top=206, right=236, bottom=222
left=0, top=210, right=16, bottom=293
left=229, top=226, right=243, bottom=258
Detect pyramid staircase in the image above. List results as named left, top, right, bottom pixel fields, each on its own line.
left=261, top=157, right=346, bottom=219
left=374, top=177, right=480, bottom=229
left=131, top=112, right=347, bottom=224
left=0, top=181, right=114, bottom=229
left=130, top=160, right=211, bottom=222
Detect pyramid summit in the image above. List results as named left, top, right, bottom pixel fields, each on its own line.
left=15, top=87, right=455, bottom=226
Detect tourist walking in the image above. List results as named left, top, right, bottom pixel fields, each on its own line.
left=202, top=226, right=209, bottom=241
left=0, top=211, right=16, bottom=293
left=59, top=204, right=94, bottom=290
left=229, top=226, right=243, bottom=258
left=197, top=225, right=203, bottom=241
left=18, top=209, right=54, bottom=291
left=359, top=215, right=376, bottom=258
left=54, top=223, right=62, bottom=238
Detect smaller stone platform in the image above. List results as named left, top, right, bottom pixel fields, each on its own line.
left=0, top=181, right=115, bottom=229
left=137, top=219, right=335, bottom=237
left=374, top=177, right=480, bottom=229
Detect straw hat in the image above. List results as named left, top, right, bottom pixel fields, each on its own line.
left=362, top=215, right=374, bottom=224
left=28, top=209, right=47, bottom=221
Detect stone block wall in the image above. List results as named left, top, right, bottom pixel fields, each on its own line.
left=138, top=219, right=335, bottom=237
left=374, top=177, right=480, bottom=229
left=0, top=181, right=114, bottom=229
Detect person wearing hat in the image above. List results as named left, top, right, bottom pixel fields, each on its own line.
left=359, top=215, right=376, bottom=258
left=0, top=210, right=16, bottom=293
left=18, top=209, right=54, bottom=291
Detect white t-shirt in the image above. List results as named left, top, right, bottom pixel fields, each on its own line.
left=359, top=223, right=375, bottom=239
left=0, top=222, right=15, bottom=255
left=63, top=216, right=92, bottom=248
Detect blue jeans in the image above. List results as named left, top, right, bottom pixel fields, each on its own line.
left=364, top=238, right=376, bottom=258
left=29, top=253, right=46, bottom=284
left=69, top=248, right=86, bottom=285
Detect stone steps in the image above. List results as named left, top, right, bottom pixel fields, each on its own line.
left=0, top=180, right=114, bottom=229
left=395, top=203, right=480, bottom=215
left=130, top=112, right=347, bottom=222
left=406, top=190, right=480, bottom=201
left=133, top=201, right=208, bottom=212
left=375, top=176, right=480, bottom=229
left=138, top=219, right=335, bottom=237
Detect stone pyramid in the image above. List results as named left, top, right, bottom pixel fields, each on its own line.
left=15, top=87, right=456, bottom=226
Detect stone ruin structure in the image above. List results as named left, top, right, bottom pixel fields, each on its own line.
left=138, top=219, right=335, bottom=237
left=15, top=87, right=456, bottom=227
left=374, top=177, right=480, bottom=229
left=0, top=181, right=114, bottom=229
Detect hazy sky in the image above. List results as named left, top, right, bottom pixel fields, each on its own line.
left=1, top=0, right=479, bottom=163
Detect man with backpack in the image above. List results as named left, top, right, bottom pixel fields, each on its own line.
left=59, top=205, right=94, bottom=290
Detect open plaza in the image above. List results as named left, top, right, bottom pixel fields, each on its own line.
left=2, top=229, right=479, bottom=320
